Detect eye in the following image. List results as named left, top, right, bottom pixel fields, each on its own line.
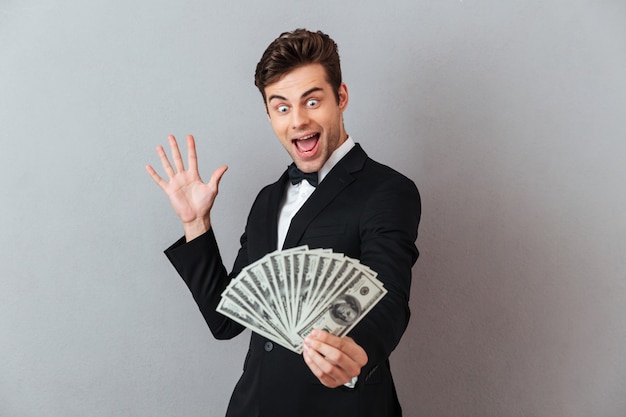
left=277, top=105, right=289, bottom=113
left=306, top=99, right=319, bottom=108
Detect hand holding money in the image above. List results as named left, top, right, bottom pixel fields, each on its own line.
left=303, top=330, right=368, bottom=388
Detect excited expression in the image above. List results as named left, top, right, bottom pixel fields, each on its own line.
left=264, top=63, right=349, bottom=174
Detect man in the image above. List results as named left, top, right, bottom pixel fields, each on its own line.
left=146, top=29, right=421, bottom=417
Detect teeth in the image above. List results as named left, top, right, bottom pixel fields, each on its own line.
left=295, top=133, right=317, bottom=141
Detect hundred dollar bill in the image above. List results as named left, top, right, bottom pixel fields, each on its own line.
left=218, top=247, right=385, bottom=355
left=218, top=292, right=284, bottom=345
left=217, top=294, right=301, bottom=353
left=236, top=268, right=281, bottom=317
left=292, top=250, right=321, bottom=326
left=228, top=279, right=288, bottom=336
left=259, top=259, right=292, bottom=331
left=296, top=271, right=387, bottom=340
left=310, top=260, right=378, bottom=325
left=221, top=279, right=302, bottom=350
left=240, top=263, right=288, bottom=330
left=267, top=246, right=308, bottom=330
left=300, top=254, right=353, bottom=324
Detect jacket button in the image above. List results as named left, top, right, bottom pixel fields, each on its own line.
left=264, top=341, right=274, bottom=352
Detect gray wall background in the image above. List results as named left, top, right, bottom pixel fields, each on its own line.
left=1, top=1, right=625, bottom=416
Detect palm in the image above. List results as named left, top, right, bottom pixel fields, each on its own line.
left=163, top=170, right=215, bottom=223
left=147, top=135, right=228, bottom=230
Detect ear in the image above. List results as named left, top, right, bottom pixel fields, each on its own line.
left=338, top=83, right=349, bottom=112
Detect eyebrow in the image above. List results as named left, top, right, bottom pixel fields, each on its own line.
left=268, top=87, right=325, bottom=103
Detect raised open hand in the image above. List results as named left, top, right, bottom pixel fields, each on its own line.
left=146, top=134, right=228, bottom=241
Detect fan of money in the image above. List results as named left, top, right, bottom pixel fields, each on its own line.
left=217, top=246, right=387, bottom=354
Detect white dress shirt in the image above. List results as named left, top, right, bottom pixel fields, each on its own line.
left=275, top=137, right=359, bottom=389
left=277, top=137, right=355, bottom=250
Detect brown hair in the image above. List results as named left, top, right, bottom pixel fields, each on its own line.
left=254, top=29, right=342, bottom=104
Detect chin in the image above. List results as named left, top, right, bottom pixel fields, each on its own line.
left=297, top=161, right=321, bottom=173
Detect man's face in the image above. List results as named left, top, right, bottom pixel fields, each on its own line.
left=264, top=63, right=348, bottom=173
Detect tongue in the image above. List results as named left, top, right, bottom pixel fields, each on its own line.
left=297, top=136, right=318, bottom=152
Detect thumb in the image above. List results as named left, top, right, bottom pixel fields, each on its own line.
left=209, top=165, right=229, bottom=189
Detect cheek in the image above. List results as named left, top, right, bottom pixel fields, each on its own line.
left=270, top=118, right=289, bottom=136
left=270, top=123, right=293, bottom=150
left=322, top=113, right=340, bottom=131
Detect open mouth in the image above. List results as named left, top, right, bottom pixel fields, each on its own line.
left=293, top=133, right=320, bottom=155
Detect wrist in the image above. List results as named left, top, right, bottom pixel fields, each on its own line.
left=183, top=217, right=211, bottom=242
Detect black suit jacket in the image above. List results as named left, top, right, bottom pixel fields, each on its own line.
left=165, top=144, right=421, bottom=417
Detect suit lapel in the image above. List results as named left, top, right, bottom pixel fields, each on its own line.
left=264, top=172, right=289, bottom=251
left=282, top=144, right=368, bottom=249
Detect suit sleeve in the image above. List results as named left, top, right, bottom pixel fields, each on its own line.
left=163, top=181, right=278, bottom=341
left=164, top=227, right=250, bottom=340
left=348, top=174, right=421, bottom=383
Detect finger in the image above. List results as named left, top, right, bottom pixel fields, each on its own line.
left=304, top=336, right=362, bottom=385
left=209, top=165, right=229, bottom=189
left=156, top=145, right=176, bottom=179
left=305, top=337, right=356, bottom=374
left=168, top=135, right=185, bottom=173
left=304, top=333, right=367, bottom=379
left=145, top=164, right=167, bottom=190
left=308, top=331, right=367, bottom=367
left=302, top=344, right=344, bottom=388
left=186, top=135, right=199, bottom=173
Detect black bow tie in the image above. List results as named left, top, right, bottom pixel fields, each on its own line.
left=287, top=163, right=318, bottom=187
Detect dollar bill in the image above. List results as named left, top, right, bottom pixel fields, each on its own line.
left=296, top=271, right=387, bottom=340
left=216, top=246, right=386, bottom=354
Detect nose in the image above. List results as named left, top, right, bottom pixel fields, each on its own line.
left=291, top=106, right=310, bottom=130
